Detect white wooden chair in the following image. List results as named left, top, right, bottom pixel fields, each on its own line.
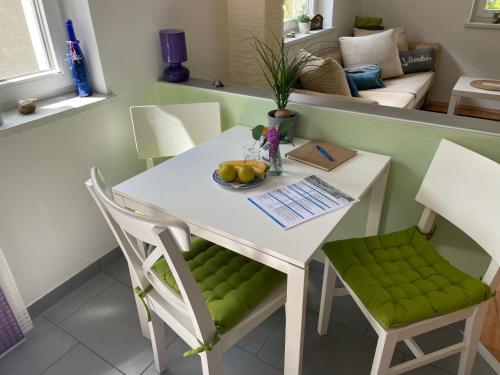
left=86, top=167, right=286, bottom=374
left=317, top=139, right=500, bottom=375
left=130, top=103, right=221, bottom=168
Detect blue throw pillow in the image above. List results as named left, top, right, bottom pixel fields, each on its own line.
left=345, top=73, right=359, bottom=97
left=344, top=64, right=384, bottom=91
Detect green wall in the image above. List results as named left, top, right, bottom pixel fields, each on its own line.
left=156, top=82, right=500, bottom=277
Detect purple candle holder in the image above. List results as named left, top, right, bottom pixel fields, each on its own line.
left=159, top=29, right=190, bottom=83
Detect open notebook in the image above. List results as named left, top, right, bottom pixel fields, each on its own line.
left=286, top=140, right=357, bottom=171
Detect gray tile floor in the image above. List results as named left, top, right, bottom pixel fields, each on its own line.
left=1, top=256, right=496, bottom=375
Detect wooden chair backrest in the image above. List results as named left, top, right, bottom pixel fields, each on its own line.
left=416, top=139, right=500, bottom=287
left=86, top=167, right=216, bottom=343
left=130, top=102, right=221, bottom=160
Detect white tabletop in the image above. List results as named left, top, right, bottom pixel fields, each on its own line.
left=114, top=126, right=390, bottom=268
left=452, top=76, right=500, bottom=100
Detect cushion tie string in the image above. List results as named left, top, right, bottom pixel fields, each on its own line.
left=133, top=285, right=154, bottom=322
left=134, top=284, right=223, bottom=356
left=183, top=331, right=221, bottom=357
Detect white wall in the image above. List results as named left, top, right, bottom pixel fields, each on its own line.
left=360, top=0, right=500, bottom=108
left=1, top=0, right=228, bottom=306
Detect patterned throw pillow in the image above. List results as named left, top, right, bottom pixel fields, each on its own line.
left=399, top=48, right=434, bottom=74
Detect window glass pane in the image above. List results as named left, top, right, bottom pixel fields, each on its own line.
left=283, top=0, right=312, bottom=19
left=485, top=0, right=500, bottom=10
left=0, top=0, right=51, bottom=81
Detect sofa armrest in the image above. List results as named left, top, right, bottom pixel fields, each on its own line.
left=291, top=89, right=379, bottom=106
left=407, top=41, right=441, bottom=71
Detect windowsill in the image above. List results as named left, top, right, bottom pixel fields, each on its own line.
left=465, top=20, right=500, bottom=29
left=0, top=92, right=114, bottom=139
left=284, top=27, right=335, bottom=46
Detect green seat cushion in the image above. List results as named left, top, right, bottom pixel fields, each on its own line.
left=323, top=226, right=492, bottom=329
left=152, top=238, right=285, bottom=333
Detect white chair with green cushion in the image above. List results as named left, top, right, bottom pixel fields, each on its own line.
left=130, top=102, right=221, bottom=169
left=86, top=167, right=286, bottom=374
left=318, top=139, right=499, bottom=375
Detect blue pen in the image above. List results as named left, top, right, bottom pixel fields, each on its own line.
left=316, top=145, right=334, bottom=161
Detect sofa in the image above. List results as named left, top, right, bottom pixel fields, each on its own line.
left=293, top=41, right=441, bottom=110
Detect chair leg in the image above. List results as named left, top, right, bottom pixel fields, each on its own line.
left=458, top=302, right=490, bottom=375
left=200, top=345, right=222, bottom=375
left=149, top=311, right=168, bottom=373
left=371, top=332, right=397, bottom=375
left=318, top=259, right=336, bottom=335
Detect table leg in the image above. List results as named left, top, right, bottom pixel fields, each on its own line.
left=284, top=264, right=309, bottom=375
left=318, top=258, right=336, bottom=335
left=447, top=95, right=461, bottom=115
left=365, top=165, right=390, bottom=236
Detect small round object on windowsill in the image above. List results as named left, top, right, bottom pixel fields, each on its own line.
left=18, top=98, right=37, bottom=115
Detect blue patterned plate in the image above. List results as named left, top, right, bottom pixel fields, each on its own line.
left=212, top=170, right=267, bottom=190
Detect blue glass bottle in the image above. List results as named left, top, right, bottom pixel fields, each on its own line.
left=65, top=20, right=92, bottom=97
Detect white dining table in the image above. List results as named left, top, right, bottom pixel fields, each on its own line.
left=113, top=125, right=391, bottom=375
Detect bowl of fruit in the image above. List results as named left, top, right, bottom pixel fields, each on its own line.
left=213, top=160, right=269, bottom=190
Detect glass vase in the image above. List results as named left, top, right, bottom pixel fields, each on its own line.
left=268, top=147, right=283, bottom=176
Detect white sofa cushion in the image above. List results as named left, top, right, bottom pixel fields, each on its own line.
left=353, top=26, right=409, bottom=51
left=298, top=50, right=352, bottom=97
left=373, top=71, right=434, bottom=105
left=358, top=90, right=415, bottom=109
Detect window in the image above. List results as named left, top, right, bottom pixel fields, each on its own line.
left=283, top=0, right=316, bottom=20
left=486, top=0, right=500, bottom=9
left=0, top=0, right=72, bottom=108
left=283, top=0, right=317, bottom=33
left=469, top=0, right=500, bottom=23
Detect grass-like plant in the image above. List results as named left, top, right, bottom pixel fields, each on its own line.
left=253, top=35, right=313, bottom=118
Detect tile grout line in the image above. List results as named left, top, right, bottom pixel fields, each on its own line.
left=138, top=360, right=154, bottom=375
left=249, top=316, right=286, bottom=372
left=42, top=278, right=117, bottom=327
left=38, top=342, right=80, bottom=375
left=138, top=328, right=182, bottom=375
left=102, top=269, right=133, bottom=289
left=45, top=316, right=127, bottom=375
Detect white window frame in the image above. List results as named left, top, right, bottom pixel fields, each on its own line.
left=284, top=0, right=317, bottom=32
left=469, top=0, right=500, bottom=23
left=0, top=0, right=73, bottom=109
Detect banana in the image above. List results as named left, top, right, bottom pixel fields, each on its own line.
left=220, top=160, right=268, bottom=171
left=252, top=167, right=266, bottom=178
left=219, top=160, right=268, bottom=178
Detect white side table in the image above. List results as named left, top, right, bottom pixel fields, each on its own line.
left=448, top=76, right=500, bottom=114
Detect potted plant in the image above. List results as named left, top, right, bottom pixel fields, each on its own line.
left=253, top=35, right=312, bottom=142
left=297, top=13, right=311, bottom=34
